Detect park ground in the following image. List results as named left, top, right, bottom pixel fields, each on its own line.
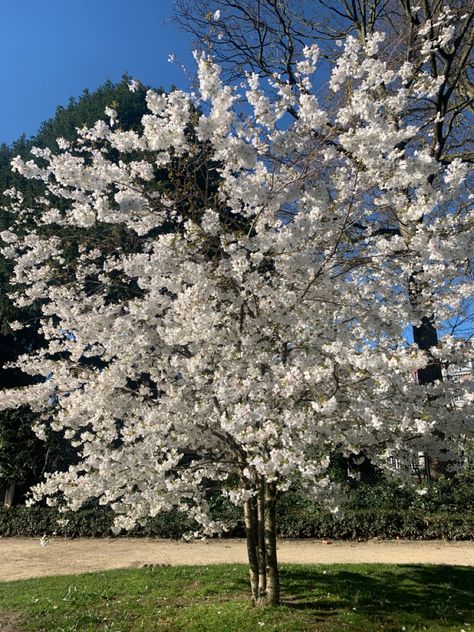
left=0, top=537, right=473, bottom=581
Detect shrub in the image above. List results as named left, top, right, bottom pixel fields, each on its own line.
left=0, top=500, right=472, bottom=540
left=1, top=471, right=472, bottom=539
left=0, top=505, right=195, bottom=538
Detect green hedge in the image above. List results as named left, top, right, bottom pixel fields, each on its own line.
left=276, top=506, right=473, bottom=540
left=273, top=489, right=474, bottom=540
left=0, top=505, right=195, bottom=539
left=0, top=499, right=472, bottom=540
left=1, top=473, right=472, bottom=539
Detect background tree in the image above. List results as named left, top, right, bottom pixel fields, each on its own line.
left=173, top=0, right=474, bottom=368
left=0, top=77, right=157, bottom=501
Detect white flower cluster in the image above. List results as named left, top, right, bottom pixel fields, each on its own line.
left=0, top=23, right=471, bottom=534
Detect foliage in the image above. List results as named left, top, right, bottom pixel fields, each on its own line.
left=1, top=475, right=473, bottom=540
left=0, top=564, right=473, bottom=631
left=0, top=505, right=190, bottom=538
left=0, top=408, right=39, bottom=486
left=0, top=76, right=151, bottom=198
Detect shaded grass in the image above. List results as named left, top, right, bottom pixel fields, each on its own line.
left=0, top=564, right=472, bottom=631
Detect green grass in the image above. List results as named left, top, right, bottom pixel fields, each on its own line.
left=0, top=564, right=472, bottom=631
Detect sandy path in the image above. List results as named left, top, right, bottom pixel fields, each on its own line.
left=0, top=538, right=473, bottom=582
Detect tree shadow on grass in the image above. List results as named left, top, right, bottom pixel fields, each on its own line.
left=278, top=565, right=474, bottom=627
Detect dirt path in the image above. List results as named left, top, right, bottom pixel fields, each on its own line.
left=1, top=538, right=473, bottom=582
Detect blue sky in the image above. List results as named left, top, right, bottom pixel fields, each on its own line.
left=0, top=0, right=193, bottom=145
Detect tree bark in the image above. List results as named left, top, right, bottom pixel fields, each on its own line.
left=263, top=481, right=280, bottom=606
left=243, top=479, right=280, bottom=606
left=412, top=315, right=443, bottom=385
left=256, top=478, right=267, bottom=599
left=243, top=496, right=259, bottom=603
left=3, top=482, right=15, bottom=508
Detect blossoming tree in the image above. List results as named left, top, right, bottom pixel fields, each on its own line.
left=1, top=21, right=472, bottom=605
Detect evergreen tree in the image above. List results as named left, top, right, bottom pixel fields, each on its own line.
left=0, top=76, right=158, bottom=501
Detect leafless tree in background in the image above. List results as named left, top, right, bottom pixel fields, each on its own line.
left=173, top=0, right=474, bottom=465
left=173, top=0, right=473, bottom=164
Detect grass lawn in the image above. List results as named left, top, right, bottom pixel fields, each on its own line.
left=0, top=564, right=472, bottom=631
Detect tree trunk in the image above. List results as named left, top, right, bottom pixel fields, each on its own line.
left=243, top=496, right=259, bottom=603
left=412, top=313, right=444, bottom=483
left=263, top=481, right=280, bottom=606
left=413, top=316, right=442, bottom=385
left=4, top=482, right=15, bottom=508
left=243, top=479, right=280, bottom=606
left=256, top=479, right=267, bottom=598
